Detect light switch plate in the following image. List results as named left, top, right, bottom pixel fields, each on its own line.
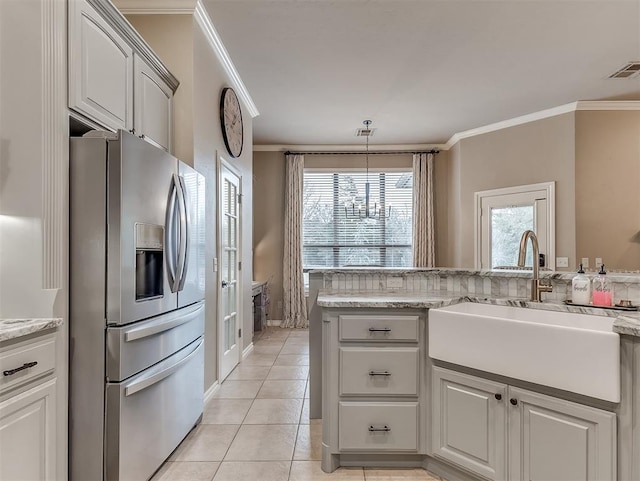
left=581, top=257, right=589, bottom=268
left=386, top=276, right=404, bottom=288
left=556, top=257, right=569, bottom=268
left=596, top=257, right=603, bottom=269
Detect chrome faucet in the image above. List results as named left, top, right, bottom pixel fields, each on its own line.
left=517, top=230, right=553, bottom=302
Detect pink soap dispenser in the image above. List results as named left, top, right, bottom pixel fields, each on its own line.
left=592, top=264, right=613, bottom=307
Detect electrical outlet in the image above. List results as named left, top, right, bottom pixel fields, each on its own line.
left=595, top=257, right=603, bottom=269
left=556, top=257, right=569, bottom=268
left=386, top=276, right=404, bottom=288
left=581, top=257, right=589, bottom=269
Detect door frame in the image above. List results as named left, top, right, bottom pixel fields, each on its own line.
left=217, top=156, right=243, bottom=382
left=474, top=182, right=555, bottom=270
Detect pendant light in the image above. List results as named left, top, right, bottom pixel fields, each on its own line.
left=344, top=120, right=391, bottom=219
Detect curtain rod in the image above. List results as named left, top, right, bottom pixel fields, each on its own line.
left=283, top=149, right=440, bottom=156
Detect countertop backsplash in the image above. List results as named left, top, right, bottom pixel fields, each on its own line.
left=310, top=268, right=640, bottom=306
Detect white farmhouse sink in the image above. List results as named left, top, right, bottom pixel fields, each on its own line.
left=429, top=303, right=620, bottom=402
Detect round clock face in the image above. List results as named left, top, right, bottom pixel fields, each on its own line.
left=220, top=87, right=244, bottom=158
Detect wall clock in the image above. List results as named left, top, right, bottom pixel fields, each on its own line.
left=220, top=87, right=243, bottom=158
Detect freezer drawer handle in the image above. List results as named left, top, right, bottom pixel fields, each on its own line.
left=3, top=361, right=38, bottom=376
left=368, top=425, right=391, bottom=433
left=368, top=327, right=391, bottom=333
left=124, top=339, right=203, bottom=397
left=124, top=303, right=203, bottom=342
left=368, top=370, right=391, bottom=377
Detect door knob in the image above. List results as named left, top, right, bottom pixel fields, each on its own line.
left=221, top=280, right=229, bottom=288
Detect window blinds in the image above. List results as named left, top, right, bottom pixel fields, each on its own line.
left=302, top=170, right=413, bottom=269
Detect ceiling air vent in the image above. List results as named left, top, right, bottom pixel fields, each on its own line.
left=356, top=127, right=376, bottom=137
left=609, top=62, right=640, bottom=79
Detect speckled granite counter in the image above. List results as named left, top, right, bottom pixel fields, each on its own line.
left=316, top=291, right=640, bottom=338
left=0, top=318, right=63, bottom=342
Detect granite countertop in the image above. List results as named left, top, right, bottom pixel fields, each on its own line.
left=316, top=290, right=640, bottom=338
left=613, top=314, right=640, bottom=337
left=0, top=318, right=63, bottom=342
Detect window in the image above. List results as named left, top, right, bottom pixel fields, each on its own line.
left=303, top=170, right=413, bottom=268
left=475, top=182, right=555, bottom=270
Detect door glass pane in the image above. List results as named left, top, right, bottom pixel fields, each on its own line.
left=490, top=206, right=534, bottom=268
left=229, top=216, right=236, bottom=247
left=226, top=315, right=236, bottom=351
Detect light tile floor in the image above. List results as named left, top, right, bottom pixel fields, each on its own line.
left=152, top=328, right=443, bottom=481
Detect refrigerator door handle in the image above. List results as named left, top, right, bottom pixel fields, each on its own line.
left=177, top=175, right=191, bottom=291
left=165, top=175, right=179, bottom=292
left=174, top=175, right=188, bottom=292
left=123, top=303, right=204, bottom=342
left=124, top=338, right=203, bottom=397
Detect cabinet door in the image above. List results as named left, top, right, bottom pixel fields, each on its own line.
left=508, top=386, right=616, bottom=481
left=134, top=55, right=173, bottom=152
left=69, top=0, right=133, bottom=131
left=431, top=366, right=507, bottom=481
left=0, top=379, right=57, bottom=481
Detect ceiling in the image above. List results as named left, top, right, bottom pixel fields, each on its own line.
left=204, top=0, right=640, bottom=146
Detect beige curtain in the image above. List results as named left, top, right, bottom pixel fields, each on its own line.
left=412, top=152, right=435, bottom=267
left=282, top=154, right=308, bottom=328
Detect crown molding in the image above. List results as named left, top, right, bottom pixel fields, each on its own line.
left=575, top=100, right=640, bottom=110
left=112, top=0, right=196, bottom=14
left=253, top=143, right=446, bottom=152
left=194, top=1, right=259, bottom=118
left=445, top=100, right=640, bottom=149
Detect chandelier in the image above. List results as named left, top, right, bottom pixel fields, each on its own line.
left=344, top=120, right=391, bottom=219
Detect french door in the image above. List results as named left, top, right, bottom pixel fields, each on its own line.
left=218, top=160, right=242, bottom=381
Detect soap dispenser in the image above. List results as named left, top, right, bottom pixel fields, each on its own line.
left=592, top=264, right=613, bottom=307
left=571, top=264, right=591, bottom=305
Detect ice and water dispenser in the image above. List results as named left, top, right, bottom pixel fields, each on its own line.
left=135, top=223, right=164, bottom=301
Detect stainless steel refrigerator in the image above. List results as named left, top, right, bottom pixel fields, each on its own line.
left=69, top=130, right=206, bottom=481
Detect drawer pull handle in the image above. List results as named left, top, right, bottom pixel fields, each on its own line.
left=369, top=370, right=391, bottom=377
left=368, top=327, right=391, bottom=333
left=368, top=425, right=391, bottom=433
left=3, top=361, right=38, bottom=377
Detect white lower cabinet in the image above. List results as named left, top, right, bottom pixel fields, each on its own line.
left=322, top=310, right=426, bottom=472
left=0, top=379, right=57, bottom=481
left=431, top=366, right=616, bottom=481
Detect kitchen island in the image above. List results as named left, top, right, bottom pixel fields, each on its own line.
left=307, top=268, right=640, bottom=480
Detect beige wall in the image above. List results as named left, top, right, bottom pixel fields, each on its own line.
left=253, top=152, right=285, bottom=320
left=447, top=113, right=576, bottom=269
left=575, top=110, right=640, bottom=270
left=126, top=13, right=254, bottom=393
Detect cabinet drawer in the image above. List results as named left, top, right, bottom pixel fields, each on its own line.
left=339, top=402, right=418, bottom=451
left=340, top=347, right=419, bottom=396
left=0, top=335, right=56, bottom=395
left=339, top=315, right=419, bottom=342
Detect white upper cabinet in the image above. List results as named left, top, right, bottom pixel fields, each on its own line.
left=134, top=55, right=172, bottom=152
left=68, top=0, right=179, bottom=151
left=69, top=0, right=133, bottom=131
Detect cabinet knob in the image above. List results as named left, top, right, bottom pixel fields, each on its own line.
left=494, top=393, right=502, bottom=401
left=510, top=398, right=518, bottom=406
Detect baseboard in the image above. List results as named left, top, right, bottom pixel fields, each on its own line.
left=266, top=319, right=282, bottom=327
left=242, top=342, right=254, bottom=359
left=203, top=380, right=220, bottom=405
